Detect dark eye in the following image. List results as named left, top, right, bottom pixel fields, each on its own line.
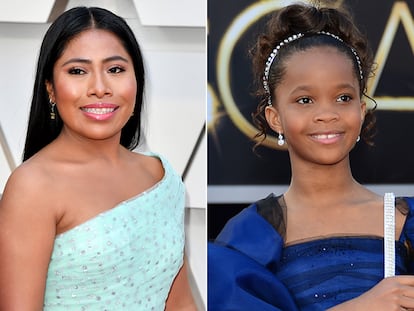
left=68, top=68, right=86, bottom=75
left=337, top=94, right=352, bottom=102
left=108, top=66, right=125, bottom=74
left=297, top=97, right=312, bottom=105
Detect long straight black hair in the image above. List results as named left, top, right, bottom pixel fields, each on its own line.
left=23, top=7, right=145, bottom=161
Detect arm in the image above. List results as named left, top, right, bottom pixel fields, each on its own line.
left=0, top=168, right=56, bottom=310
left=165, top=258, right=198, bottom=311
left=327, top=276, right=414, bottom=311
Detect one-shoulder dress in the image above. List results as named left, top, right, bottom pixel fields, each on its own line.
left=44, top=153, right=185, bottom=310
left=208, top=194, right=414, bottom=311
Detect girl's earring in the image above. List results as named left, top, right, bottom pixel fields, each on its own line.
left=356, top=135, right=360, bottom=142
left=49, top=99, right=56, bottom=120
left=278, top=133, right=285, bottom=146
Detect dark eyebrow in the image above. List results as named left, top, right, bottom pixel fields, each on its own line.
left=62, top=55, right=129, bottom=67
left=103, top=55, right=129, bottom=63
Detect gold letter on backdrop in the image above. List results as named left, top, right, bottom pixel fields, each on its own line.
left=367, top=1, right=414, bottom=110
left=209, top=0, right=414, bottom=150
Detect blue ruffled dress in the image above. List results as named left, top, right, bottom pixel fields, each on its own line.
left=44, top=153, right=185, bottom=310
left=208, top=195, right=414, bottom=311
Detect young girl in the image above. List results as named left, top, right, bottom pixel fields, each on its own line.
left=0, top=7, right=196, bottom=310
left=208, top=3, right=414, bottom=311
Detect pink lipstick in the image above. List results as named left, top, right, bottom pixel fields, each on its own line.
left=80, top=103, right=119, bottom=121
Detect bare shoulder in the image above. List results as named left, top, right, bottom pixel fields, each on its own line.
left=361, top=189, right=408, bottom=235
left=0, top=158, right=58, bottom=222
left=133, top=152, right=165, bottom=181
left=4, top=159, right=44, bottom=188
left=3, top=158, right=48, bottom=194
left=356, top=187, right=382, bottom=206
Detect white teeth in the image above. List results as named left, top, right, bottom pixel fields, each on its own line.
left=82, top=107, right=115, bottom=114
left=313, top=133, right=339, bottom=139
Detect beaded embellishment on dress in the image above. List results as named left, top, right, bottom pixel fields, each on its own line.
left=43, top=153, right=185, bottom=310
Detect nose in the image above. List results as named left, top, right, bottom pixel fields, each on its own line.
left=313, top=103, right=340, bottom=123
left=87, top=72, right=112, bottom=98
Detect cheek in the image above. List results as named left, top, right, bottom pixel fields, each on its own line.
left=347, top=107, right=365, bottom=127
left=279, top=112, right=305, bottom=135
left=125, top=80, right=137, bottom=101
left=284, top=122, right=304, bottom=141
left=53, top=77, right=81, bottom=103
left=119, top=74, right=137, bottom=103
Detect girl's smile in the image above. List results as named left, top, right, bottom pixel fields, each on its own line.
left=309, top=132, right=344, bottom=145
left=266, top=46, right=366, bottom=166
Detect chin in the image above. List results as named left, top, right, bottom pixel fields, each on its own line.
left=315, top=154, right=349, bottom=166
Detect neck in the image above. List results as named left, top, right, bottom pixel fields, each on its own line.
left=52, top=128, right=127, bottom=164
left=286, top=156, right=361, bottom=205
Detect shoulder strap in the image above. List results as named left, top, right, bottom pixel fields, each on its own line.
left=384, top=192, right=395, bottom=278
left=256, top=194, right=287, bottom=241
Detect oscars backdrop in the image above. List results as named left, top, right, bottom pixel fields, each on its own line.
left=208, top=0, right=414, bottom=236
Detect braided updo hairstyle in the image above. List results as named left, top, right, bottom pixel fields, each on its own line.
left=251, top=3, right=376, bottom=148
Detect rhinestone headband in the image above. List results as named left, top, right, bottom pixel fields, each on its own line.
left=263, top=31, right=364, bottom=105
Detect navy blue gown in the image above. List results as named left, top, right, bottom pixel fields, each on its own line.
left=208, top=195, right=414, bottom=311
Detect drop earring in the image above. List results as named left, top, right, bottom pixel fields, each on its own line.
left=49, top=99, right=56, bottom=120
left=278, top=133, right=285, bottom=146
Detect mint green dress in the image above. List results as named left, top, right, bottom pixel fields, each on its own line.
left=43, top=153, right=185, bottom=310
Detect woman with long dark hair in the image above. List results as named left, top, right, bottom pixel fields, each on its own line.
left=0, top=7, right=196, bottom=310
